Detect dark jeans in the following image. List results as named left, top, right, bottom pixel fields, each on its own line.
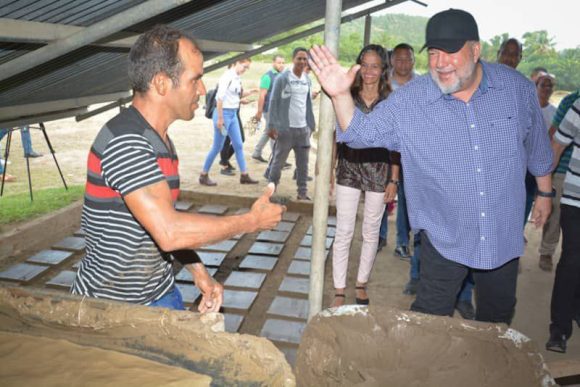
left=550, top=204, right=580, bottom=338
left=220, top=112, right=245, bottom=164
left=411, top=231, right=518, bottom=324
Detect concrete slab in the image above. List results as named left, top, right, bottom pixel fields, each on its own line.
left=279, top=346, right=298, bottom=368
left=294, top=247, right=328, bottom=261
left=267, top=296, right=309, bottom=320
left=234, top=208, right=250, bottom=215
left=248, top=242, right=284, bottom=256
left=224, top=271, right=267, bottom=290
left=238, top=255, right=278, bottom=271
left=279, top=276, right=309, bottom=295
left=306, top=225, right=336, bottom=237
left=222, top=289, right=258, bottom=311
left=273, top=221, right=295, bottom=233
left=73, top=229, right=86, bottom=237
left=197, top=204, right=228, bottom=215
left=175, top=267, right=217, bottom=283
left=299, top=235, right=333, bottom=249
left=256, top=230, right=290, bottom=243
left=287, top=260, right=310, bottom=276
left=261, top=319, right=306, bottom=345
left=46, top=270, right=77, bottom=288
left=0, top=263, right=49, bottom=282
left=176, top=284, right=201, bottom=304
left=174, top=200, right=194, bottom=212
left=27, top=250, right=73, bottom=265
left=201, top=240, right=237, bottom=252
left=282, top=212, right=300, bottom=222
left=223, top=313, right=244, bottom=333
left=327, top=216, right=337, bottom=226
left=198, top=251, right=227, bottom=267
left=52, top=236, right=85, bottom=251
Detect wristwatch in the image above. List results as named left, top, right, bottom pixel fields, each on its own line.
left=387, top=179, right=399, bottom=186
left=536, top=188, right=556, bottom=198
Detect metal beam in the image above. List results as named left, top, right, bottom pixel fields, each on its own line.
left=309, top=0, right=343, bottom=321
left=0, top=18, right=253, bottom=52
left=204, top=0, right=410, bottom=73
left=364, top=15, right=372, bottom=46
left=0, top=92, right=131, bottom=121
left=0, top=0, right=195, bottom=82
left=0, top=108, right=88, bottom=129
left=75, top=96, right=133, bottom=122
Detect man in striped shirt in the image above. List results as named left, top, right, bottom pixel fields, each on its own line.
left=72, top=25, right=285, bottom=312
left=546, top=96, right=580, bottom=352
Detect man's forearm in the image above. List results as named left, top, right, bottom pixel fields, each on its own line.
left=332, top=93, right=356, bottom=131
left=535, top=174, right=552, bottom=194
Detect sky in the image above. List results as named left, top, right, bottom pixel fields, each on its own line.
left=366, top=0, right=579, bottom=50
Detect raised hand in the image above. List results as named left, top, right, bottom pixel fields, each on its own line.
left=308, top=45, right=360, bottom=98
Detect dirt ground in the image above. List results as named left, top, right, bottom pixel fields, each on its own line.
left=2, top=70, right=578, bottom=378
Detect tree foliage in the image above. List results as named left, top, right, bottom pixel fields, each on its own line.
left=253, top=15, right=579, bottom=91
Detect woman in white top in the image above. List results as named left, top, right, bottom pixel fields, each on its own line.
left=199, top=58, right=258, bottom=186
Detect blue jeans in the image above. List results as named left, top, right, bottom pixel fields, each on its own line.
left=396, top=179, right=411, bottom=247
left=410, top=232, right=473, bottom=301
left=203, top=108, right=247, bottom=173
left=0, top=126, right=34, bottom=157
left=149, top=286, right=186, bottom=310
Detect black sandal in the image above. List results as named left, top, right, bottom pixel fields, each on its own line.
left=355, top=286, right=369, bottom=305
left=331, top=294, right=346, bottom=307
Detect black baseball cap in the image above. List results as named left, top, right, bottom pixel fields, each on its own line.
left=420, top=9, right=479, bottom=53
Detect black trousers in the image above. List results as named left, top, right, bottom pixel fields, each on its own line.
left=220, top=112, right=245, bottom=165
left=550, top=204, right=580, bottom=338
left=411, top=231, right=519, bottom=325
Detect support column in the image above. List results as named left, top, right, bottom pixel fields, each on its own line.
left=309, top=0, right=342, bottom=320
left=363, top=14, right=372, bottom=46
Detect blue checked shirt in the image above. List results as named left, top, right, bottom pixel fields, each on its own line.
left=337, top=61, right=552, bottom=269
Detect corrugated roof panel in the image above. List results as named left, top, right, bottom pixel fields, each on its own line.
left=0, top=0, right=409, bottom=123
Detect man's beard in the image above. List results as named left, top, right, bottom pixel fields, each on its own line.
left=430, top=60, right=476, bottom=95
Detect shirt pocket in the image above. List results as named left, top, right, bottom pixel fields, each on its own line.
left=488, top=117, right=519, bottom=159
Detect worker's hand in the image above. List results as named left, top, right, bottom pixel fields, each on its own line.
left=254, top=112, right=263, bottom=121
left=268, top=128, right=278, bottom=140
left=530, top=196, right=552, bottom=229
left=308, top=45, right=359, bottom=98
left=194, top=268, right=224, bottom=313
left=250, top=183, right=286, bottom=231
left=384, top=182, right=397, bottom=204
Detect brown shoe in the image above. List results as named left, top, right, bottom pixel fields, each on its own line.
left=240, top=173, right=258, bottom=184
left=199, top=174, right=217, bottom=186
left=539, top=255, right=553, bottom=272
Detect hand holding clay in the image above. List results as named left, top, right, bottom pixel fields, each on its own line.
left=250, top=183, right=286, bottom=232
left=308, top=45, right=359, bottom=98
left=196, top=272, right=223, bottom=313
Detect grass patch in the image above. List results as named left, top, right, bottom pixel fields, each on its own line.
left=0, top=185, right=84, bottom=225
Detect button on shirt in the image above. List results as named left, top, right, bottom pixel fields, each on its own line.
left=337, top=61, right=553, bottom=269
left=287, top=68, right=310, bottom=128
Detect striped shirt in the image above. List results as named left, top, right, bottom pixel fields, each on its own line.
left=72, top=106, right=179, bottom=304
left=337, top=61, right=552, bottom=270
left=555, top=98, right=580, bottom=208
left=553, top=90, right=579, bottom=174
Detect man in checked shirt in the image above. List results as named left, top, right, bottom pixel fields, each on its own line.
left=309, top=9, right=553, bottom=324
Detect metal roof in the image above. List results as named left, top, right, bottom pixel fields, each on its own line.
left=0, top=0, right=410, bottom=126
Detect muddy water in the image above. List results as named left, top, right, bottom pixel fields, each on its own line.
left=0, top=332, right=211, bottom=386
